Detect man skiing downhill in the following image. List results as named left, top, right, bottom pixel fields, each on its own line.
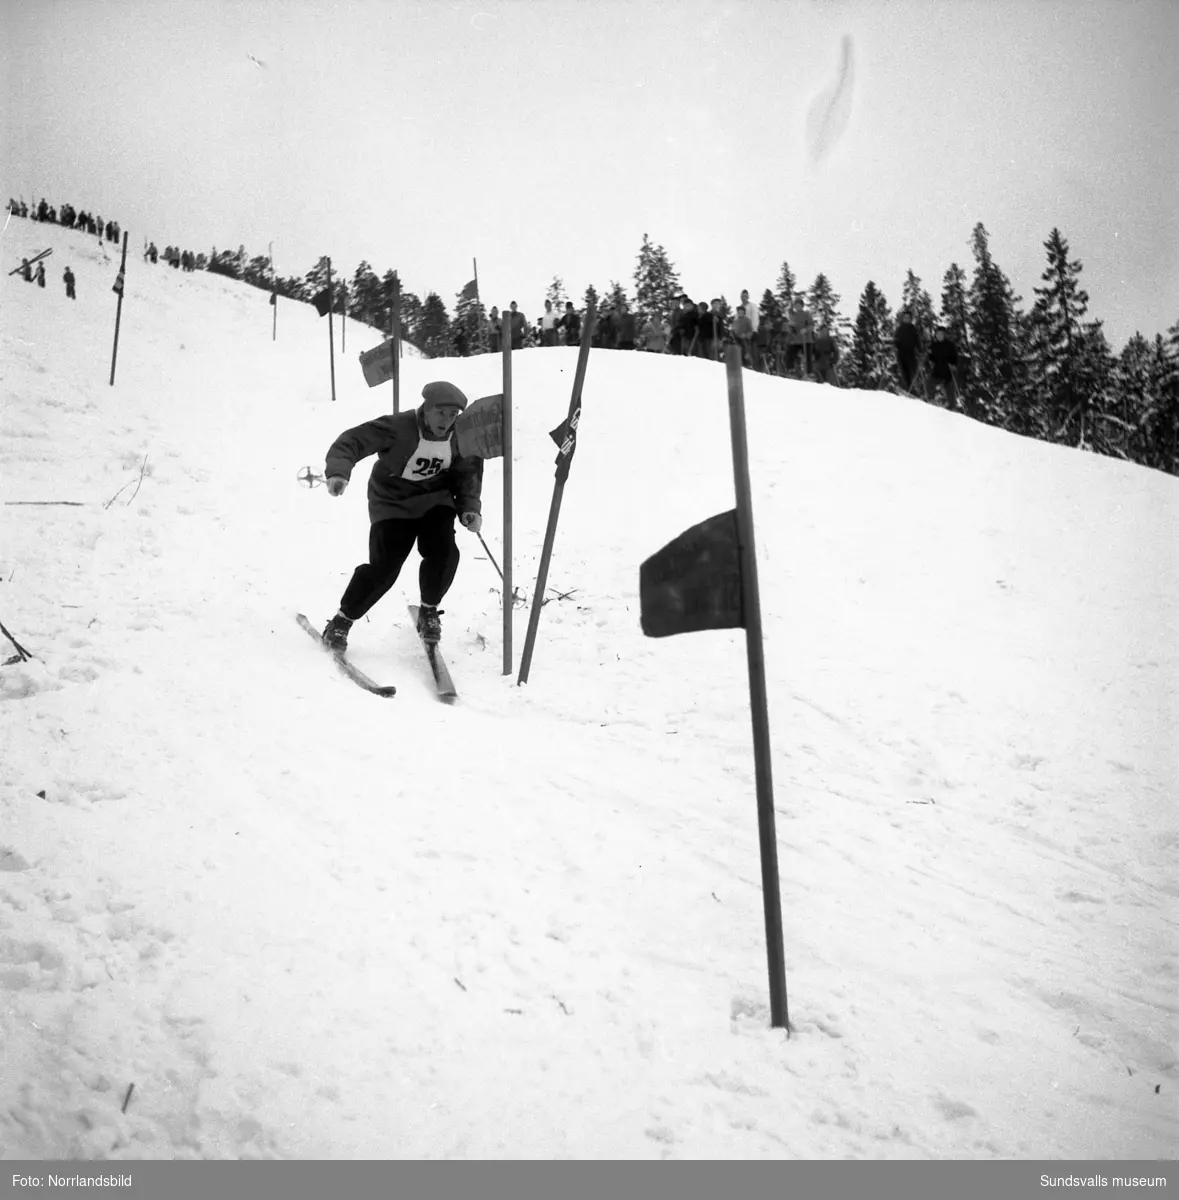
left=320, top=381, right=483, bottom=650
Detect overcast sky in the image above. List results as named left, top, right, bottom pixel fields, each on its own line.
left=3, top=0, right=1176, bottom=347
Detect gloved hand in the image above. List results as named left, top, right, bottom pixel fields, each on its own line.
left=326, top=476, right=348, bottom=497
left=459, top=511, right=482, bottom=534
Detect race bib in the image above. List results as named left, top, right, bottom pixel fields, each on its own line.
left=402, top=435, right=454, bottom=481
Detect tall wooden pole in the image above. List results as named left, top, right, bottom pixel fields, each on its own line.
left=517, top=301, right=596, bottom=685
left=108, top=232, right=129, bottom=386
left=270, top=241, right=277, bottom=342
left=725, top=344, right=789, bottom=1030
left=501, top=313, right=513, bottom=674
left=472, top=257, right=482, bottom=351
left=326, top=257, right=337, bottom=402
left=390, top=274, right=401, bottom=415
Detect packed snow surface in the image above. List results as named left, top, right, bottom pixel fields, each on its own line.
left=2, top=221, right=1176, bottom=1159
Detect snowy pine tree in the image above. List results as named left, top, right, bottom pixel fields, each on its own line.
left=415, top=292, right=451, bottom=358
left=759, top=288, right=783, bottom=330
left=938, top=263, right=972, bottom=402
left=349, top=262, right=386, bottom=329
left=451, top=285, right=484, bottom=357
left=774, top=261, right=798, bottom=312
left=1145, top=322, right=1179, bottom=474
left=1029, top=228, right=1100, bottom=447
left=633, top=234, right=681, bottom=320
left=848, top=281, right=895, bottom=391
left=545, top=276, right=567, bottom=310
left=900, top=269, right=936, bottom=347
left=604, top=280, right=630, bottom=314
left=967, top=223, right=1026, bottom=431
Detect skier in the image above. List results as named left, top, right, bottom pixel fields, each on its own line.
left=926, top=325, right=959, bottom=407
left=319, top=381, right=484, bottom=651
left=19, top=258, right=32, bottom=282
left=63, top=267, right=76, bottom=299
left=894, top=309, right=922, bottom=394
left=34, top=261, right=46, bottom=288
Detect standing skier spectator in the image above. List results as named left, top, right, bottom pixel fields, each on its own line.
left=318, top=381, right=484, bottom=652
left=560, top=301, right=581, bottom=348
left=508, top=301, right=526, bottom=350
left=596, top=307, right=617, bottom=349
left=540, top=299, right=559, bottom=347
left=813, top=323, right=840, bottom=384
left=786, top=297, right=815, bottom=376
left=731, top=305, right=754, bottom=365
left=643, top=313, right=669, bottom=353
left=670, top=295, right=696, bottom=355
left=63, top=267, right=77, bottom=299
left=894, top=309, right=921, bottom=394
left=18, top=258, right=32, bottom=282
left=925, top=326, right=959, bottom=407
left=34, top=261, right=46, bottom=288
left=616, top=308, right=637, bottom=350
left=739, top=289, right=759, bottom=335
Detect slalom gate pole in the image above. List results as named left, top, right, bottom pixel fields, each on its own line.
left=502, top=318, right=513, bottom=674
left=516, top=300, right=596, bottom=686
left=725, top=344, right=789, bottom=1031
left=327, top=257, right=337, bottom=402
left=109, top=232, right=129, bottom=386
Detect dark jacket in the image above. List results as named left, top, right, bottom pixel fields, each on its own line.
left=895, top=323, right=921, bottom=356
left=325, top=407, right=483, bottom=524
left=928, top=337, right=959, bottom=379
left=814, top=333, right=839, bottom=368
left=509, top=310, right=526, bottom=346
left=673, top=305, right=697, bottom=342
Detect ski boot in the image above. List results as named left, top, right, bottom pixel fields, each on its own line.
left=322, top=613, right=353, bottom=652
left=416, top=605, right=443, bottom=646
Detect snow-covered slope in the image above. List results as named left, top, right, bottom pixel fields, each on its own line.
left=2, top=218, right=1176, bottom=1159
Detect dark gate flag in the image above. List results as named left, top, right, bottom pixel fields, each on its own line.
left=639, top=510, right=743, bottom=638
left=312, top=287, right=331, bottom=317
left=455, top=393, right=504, bottom=459
left=358, top=339, right=395, bottom=387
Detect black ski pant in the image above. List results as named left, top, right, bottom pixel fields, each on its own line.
left=897, top=350, right=918, bottom=392
left=338, top=506, right=459, bottom=620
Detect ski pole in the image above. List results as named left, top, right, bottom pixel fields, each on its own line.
left=476, top=530, right=503, bottom=582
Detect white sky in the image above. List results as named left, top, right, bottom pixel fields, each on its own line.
left=2, top=0, right=1177, bottom=345
left=2, top=217, right=1176, bottom=1159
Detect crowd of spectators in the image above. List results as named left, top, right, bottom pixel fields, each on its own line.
left=8, top=195, right=963, bottom=404
left=480, top=288, right=963, bottom=403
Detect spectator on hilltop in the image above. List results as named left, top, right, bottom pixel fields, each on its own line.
left=487, top=306, right=501, bottom=352
left=813, top=323, right=839, bottom=384
left=731, top=305, right=754, bottom=365
left=508, top=301, right=526, bottom=350
left=739, top=289, right=759, bottom=335
left=670, top=294, right=696, bottom=355
left=63, top=266, right=77, bottom=300
left=690, top=301, right=710, bottom=357
left=596, top=306, right=617, bottom=349
left=786, top=297, right=815, bottom=377
left=643, top=312, right=669, bottom=353
left=926, top=325, right=959, bottom=407
left=540, top=299, right=559, bottom=347
left=560, top=301, right=580, bottom=348
left=616, top=308, right=637, bottom=350
left=894, top=309, right=921, bottom=394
